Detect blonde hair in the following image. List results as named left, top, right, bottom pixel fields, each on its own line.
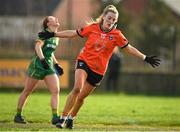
left=87, top=5, right=119, bottom=25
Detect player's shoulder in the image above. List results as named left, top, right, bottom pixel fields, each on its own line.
left=36, top=39, right=44, bottom=43
left=112, top=28, right=122, bottom=34
left=111, top=28, right=126, bottom=37
left=92, top=23, right=99, bottom=26
left=85, top=23, right=99, bottom=29
left=81, top=23, right=99, bottom=33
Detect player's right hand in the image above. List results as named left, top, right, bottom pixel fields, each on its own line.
left=38, top=30, right=55, bottom=40
left=40, top=58, right=49, bottom=69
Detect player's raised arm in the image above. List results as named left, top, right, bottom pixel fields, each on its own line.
left=123, top=44, right=160, bottom=68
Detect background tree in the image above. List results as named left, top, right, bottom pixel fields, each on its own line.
left=138, top=0, right=179, bottom=59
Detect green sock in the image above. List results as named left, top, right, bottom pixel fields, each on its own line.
left=17, top=108, right=22, bottom=116
left=52, top=109, right=58, bottom=118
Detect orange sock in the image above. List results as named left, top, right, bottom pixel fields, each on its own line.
left=62, top=111, right=68, bottom=117
left=70, top=112, right=77, bottom=118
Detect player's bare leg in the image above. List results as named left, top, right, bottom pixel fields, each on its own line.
left=62, top=69, right=87, bottom=115
left=70, top=81, right=95, bottom=117
left=17, top=77, right=38, bottom=109
left=14, top=76, right=38, bottom=124
left=56, top=69, right=87, bottom=128
left=66, top=81, right=95, bottom=129
left=44, top=74, right=60, bottom=125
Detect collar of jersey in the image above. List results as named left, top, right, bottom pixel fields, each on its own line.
left=99, top=24, right=114, bottom=33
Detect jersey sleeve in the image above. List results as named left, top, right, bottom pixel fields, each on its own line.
left=35, top=38, right=44, bottom=46
left=37, top=35, right=43, bottom=40
left=77, top=24, right=93, bottom=38
left=35, top=31, right=45, bottom=44
left=116, top=30, right=129, bottom=48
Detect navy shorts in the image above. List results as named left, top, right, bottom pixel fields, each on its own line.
left=76, top=60, right=103, bottom=87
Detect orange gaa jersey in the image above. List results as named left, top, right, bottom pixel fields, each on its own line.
left=77, top=23, right=129, bottom=75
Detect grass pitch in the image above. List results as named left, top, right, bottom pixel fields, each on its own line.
left=0, top=91, right=180, bottom=131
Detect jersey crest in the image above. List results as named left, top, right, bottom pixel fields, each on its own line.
left=109, top=35, right=113, bottom=40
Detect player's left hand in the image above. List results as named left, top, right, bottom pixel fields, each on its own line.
left=144, top=56, right=160, bottom=68
left=38, top=30, right=55, bottom=40
left=54, top=63, right=64, bottom=76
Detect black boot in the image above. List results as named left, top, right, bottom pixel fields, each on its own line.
left=14, top=114, right=27, bottom=124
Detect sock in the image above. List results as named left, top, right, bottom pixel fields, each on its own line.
left=70, top=112, right=77, bottom=118
left=16, top=108, right=22, bottom=116
left=60, top=115, right=67, bottom=120
left=68, top=115, right=75, bottom=120
left=60, top=111, right=68, bottom=119
left=52, top=109, right=58, bottom=118
left=62, top=111, right=68, bottom=117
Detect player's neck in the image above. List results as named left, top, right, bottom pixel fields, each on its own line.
left=100, top=24, right=113, bottom=33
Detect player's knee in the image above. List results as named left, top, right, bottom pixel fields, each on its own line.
left=72, top=87, right=81, bottom=95
left=23, top=89, right=32, bottom=97
left=51, top=87, right=60, bottom=95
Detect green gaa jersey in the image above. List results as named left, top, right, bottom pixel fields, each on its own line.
left=27, top=36, right=59, bottom=79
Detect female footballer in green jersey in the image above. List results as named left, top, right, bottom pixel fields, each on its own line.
left=14, top=16, right=63, bottom=125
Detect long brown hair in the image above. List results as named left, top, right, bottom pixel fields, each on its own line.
left=42, top=16, right=49, bottom=30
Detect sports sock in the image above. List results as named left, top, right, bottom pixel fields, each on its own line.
left=52, top=109, right=58, bottom=118
left=60, top=115, right=67, bottom=120
left=60, top=111, right=68, bottom=119
left=70, top=112, right=77, bottom=118
left=62, top=111, right=68, bottom=117
left=68, top=115, right=75, bottom=120
left=16, top=108, right=22, bottom=116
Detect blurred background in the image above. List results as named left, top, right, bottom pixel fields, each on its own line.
left=0, top=0, right=179, bottom=95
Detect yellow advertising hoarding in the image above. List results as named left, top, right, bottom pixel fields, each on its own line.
left=0, top=59, right=69, bottom=88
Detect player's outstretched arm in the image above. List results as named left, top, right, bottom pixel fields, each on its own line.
left=38, top=30, right=78, bottom=39
left=123, top=44, right=160, bottom=68
left=55, top=30, right=78, bottom=38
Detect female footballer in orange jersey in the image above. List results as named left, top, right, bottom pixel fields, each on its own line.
left=39, top=5, right=160, bottom=129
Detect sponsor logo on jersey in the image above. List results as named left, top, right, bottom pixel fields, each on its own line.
left=101, top=33, right=106, bottom=39
left=47, top=44, right=56, bottom=49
